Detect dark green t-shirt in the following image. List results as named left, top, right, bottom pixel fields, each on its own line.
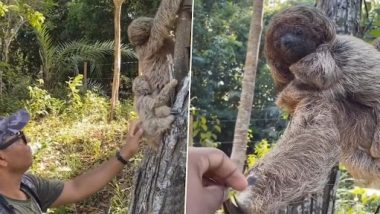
left=1, top=174, right=64, bottom=214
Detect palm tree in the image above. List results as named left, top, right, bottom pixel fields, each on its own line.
left=35, top=26, right=134, bottom=87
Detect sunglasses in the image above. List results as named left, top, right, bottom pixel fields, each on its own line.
left=0, top=131, right=27, bottom=150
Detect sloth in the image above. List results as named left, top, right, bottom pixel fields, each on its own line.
left=235, top=5, right=380, bottom=213
left=128, top=0, right=182, bottom=148
left=127, top=0, right=182, bottom=92
left=132, top=75, right=178, bottom=147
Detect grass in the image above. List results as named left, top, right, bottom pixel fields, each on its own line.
left=16, top=82, right=142, bottom=213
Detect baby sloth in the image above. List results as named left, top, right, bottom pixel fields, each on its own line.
left=132, top=75, right=177, bottom=148
left=234, top=5, right=380, bottom=213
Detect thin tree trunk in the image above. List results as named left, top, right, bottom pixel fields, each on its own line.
left=231, top=0, right=264, bottom=172
left=109, top=0, right=124, bottom=121
left=0, top=70, right=2, bottom=98
left=174, top=0, right=192, bottom=82
left=129, top=1, right=191, bottom=213
left=83, top=61, right=88, bottom=91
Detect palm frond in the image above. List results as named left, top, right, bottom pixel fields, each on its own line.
left=54, top=40, right=135, bottom=73
left=35, top=26, right=136, bottom=81
left=35, top=26, right=55, bottom=71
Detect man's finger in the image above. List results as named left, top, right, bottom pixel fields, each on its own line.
left=204, top=185, right=225, bottom=212
left=135, top=128, right=144, bottom=138
left=128, top=120, right=141, bottom=135
left=197, top=148, right=248, bottom=191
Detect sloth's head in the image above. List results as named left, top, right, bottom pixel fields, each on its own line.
left=266, top=5, right=336, bottom=65
left=265, top=5, right=336, bottom=91
left=132, top=75, right=152, bottom=96
left=128, top=17, right=154, bottom=47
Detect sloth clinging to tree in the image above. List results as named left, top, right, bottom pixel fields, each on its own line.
left=235, top=5, right=380, bottom=213
left=132, top=76, right=177, bottom=147
left=128, top=0, right=183, bottom=91
left=128, top=0, right=182, bottom=146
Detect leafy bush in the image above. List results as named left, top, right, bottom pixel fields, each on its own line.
left=0, top=63, right=32, bottom=114
left=66, top=75, right=83, bottom=112
left=246, top=139, right=271, bottom=170
left=14, top=74, right=138, bottom=213
left=25, top=80, right=65, bottom=118
left=192, top=107, right=221, bottom=147
left=336, top=167, right=380, bottom=213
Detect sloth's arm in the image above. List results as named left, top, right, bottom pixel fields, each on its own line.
left=237, top=98, right=341, bottom=213
left=290, top=45, right=343, bottom=90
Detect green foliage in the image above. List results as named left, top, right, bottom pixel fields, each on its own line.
left=336, top=168, right=380, bottom=213
left=24, top=74, right=113, bottom=123
left=0, top=0, right=155, bottom=212
left=0, top=0, right=45, bottom=30
left=360, top=0, right=380, bottom=40
left=25, top=80, right=64, bottom=118
left=246, top=139, right=271, bottom=169
left=191, top=0, right=301, bottom=149
left=66, top=75, right=83, bottom=111
left=35, top=26, right=135, bottom=85
left=0, top=2, right=8, bottom=17
left=23, top=4, right=45, bottom=30
left=109, top=181, right=130, bottom=214
left=0, top=64, right=32, bottom=113
left=23, top=85, right=137, bottom=213
left=51, top=0, right=161, bottom=42
left=192, top=107, right=221, bottom=147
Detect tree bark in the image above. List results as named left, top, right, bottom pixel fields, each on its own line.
left=174, top=0, right=192, bottom=82
left=109, top=0, right=124, bottom=121
left=83, top=61, right=88, bottom=91
left=128, top=1, right=191, bottom=213
left=231, top=0, right=264, bottom=172
left=129, top=77, right=189, bottom=214
left=316, top=0, right=361, bottom=36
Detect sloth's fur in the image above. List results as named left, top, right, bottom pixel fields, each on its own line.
left=132, top=76, right=177, bottom=148
left=236, top=5, right=380, bottom=213
left=128, top=0, right=182, bottom=91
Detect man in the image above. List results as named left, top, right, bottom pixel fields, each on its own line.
left=0, top=109, right=143, bottom=213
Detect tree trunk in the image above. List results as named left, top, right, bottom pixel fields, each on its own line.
left=83, top=61, right=88, bottom=91
left=174, top=0, right=192, bottom=82
left=109, top=0, right=124, bottom=121
left=128, top=1, right=191, bottom=213
left=230, top=0, right=264, bottom=172
left=0, top=70, right=2, bottom=98
left=316, top=0, right=361, bottom=36
left=129, top=78, right=189, bottom=214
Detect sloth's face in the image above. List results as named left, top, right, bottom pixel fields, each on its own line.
left=266, top=6, right=336, bottom=66
left=132, top=77, right=152, bottom=96
left=273, top=25, right=320, bottom=65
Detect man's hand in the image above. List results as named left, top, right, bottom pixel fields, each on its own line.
left=186, top=147, right=248, bottom=214
left=119, top=120, right=144, bottom=159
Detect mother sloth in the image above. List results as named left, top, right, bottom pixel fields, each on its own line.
left=235, top=5, right=380, bottom=213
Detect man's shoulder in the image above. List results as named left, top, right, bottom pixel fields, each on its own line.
left=21, top=173, right=65, bottom=212
left=21, top=174, right=39, bottom=192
